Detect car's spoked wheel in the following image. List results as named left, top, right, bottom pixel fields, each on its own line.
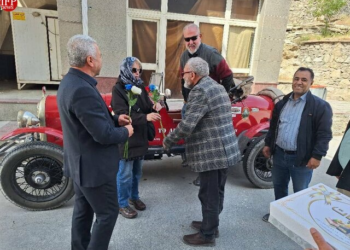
left=15, top=156, right=68, bottom=202
left=253, top=150, right=272, bottom=183
left=243, top=135, right=273, bottom=189
left=1, top=142, right=74, bottom=210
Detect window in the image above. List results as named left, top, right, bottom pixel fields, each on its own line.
left=199, top=23, right=224, bottom=53
left=231, top=0, right=259, bottom=21
left=127, top=0, right=261, bottom=96
left=165, top=20, right=190, bottom=97
left=141, top=70, right=155, bottom=85
left=132, top=20, right=157, bottom=64
left=129, top=0, right=161, bottom=11
left=168, top=0, right=226, bottom=18
left=226, top=26, right=255, bottom=69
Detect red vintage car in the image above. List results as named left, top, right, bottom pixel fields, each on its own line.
left=0, top=77, right=283, bottom=210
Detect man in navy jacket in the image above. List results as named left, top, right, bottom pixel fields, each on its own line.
left=57, top=34, right=133, bottom=250
left=261, top=67, right=333, bottom=222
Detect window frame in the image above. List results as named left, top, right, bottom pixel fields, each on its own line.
left=127, top=16, right=160, bottom=71
left=127, top=0, right=261, bottom=90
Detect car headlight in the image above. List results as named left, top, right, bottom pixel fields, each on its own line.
left=17, top=111, right=40, bottom=128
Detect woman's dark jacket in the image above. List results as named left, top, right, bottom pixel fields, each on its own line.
left=265, top=91, right=333, bottom=166
left=327, top=121, right=350, bottom=192
left=111, top=79, right=153, bottom=160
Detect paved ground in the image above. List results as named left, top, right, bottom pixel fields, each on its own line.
left=0, top=119, right=342, bottom=250
left=0, top=82, right=347, bottom=249
left=0, top=156, right=339, bottom=250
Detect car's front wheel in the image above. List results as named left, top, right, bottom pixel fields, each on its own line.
left=0, top=141, right=74, bottom=210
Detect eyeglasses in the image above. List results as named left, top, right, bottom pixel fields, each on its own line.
left=132, top=68, right=143, bottom=74
left=181, top=71, right=193, bottom=77
left=184, top=35, right=198, bottom=42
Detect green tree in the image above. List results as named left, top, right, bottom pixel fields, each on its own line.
left=309, top=0, right=347, bottom=36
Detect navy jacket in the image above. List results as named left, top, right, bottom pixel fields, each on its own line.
left=265, top=91, right=333, bottom=166
left=57, top=68, right=128, bottom=187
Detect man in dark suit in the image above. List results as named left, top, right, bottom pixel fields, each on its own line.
left=57, top=34, right=133, bottom=250
left=163, top=57, right=240, bottom=247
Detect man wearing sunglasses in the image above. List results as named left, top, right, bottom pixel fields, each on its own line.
left=180, top=23, right=234, bottom=186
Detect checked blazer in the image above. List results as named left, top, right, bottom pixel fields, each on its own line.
left=163, top=76, right=241, bottom=172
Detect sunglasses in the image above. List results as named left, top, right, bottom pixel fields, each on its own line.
left=132, top=68, right=142, bottom=74
left=184, top=35, right=198, bottom=42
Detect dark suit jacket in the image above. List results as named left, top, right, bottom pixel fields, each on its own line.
left=327, top=121, right=350, bottom=192
left=57, top=68, right=128, bottom=187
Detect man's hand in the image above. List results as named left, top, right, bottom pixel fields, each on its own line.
left=305, top=228, right=334, bottom=250
left=125, top=125, right=134, bottom=137
left=262, top=146, right=271, bottom=158
left=147, top=112, right=161, bottom=122
left=118, top=114, right=131, bottom=126
left=306, top=158, right=321, bottom=170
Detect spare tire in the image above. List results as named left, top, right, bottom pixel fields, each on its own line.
left=0, top=141, right=74, bottom=211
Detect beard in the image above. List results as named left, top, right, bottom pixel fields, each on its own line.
left=187, top=41, right=201, bottom=54
left=184, top=80, right=192, bottom=89
left=187, top=47, right=198, bottom=55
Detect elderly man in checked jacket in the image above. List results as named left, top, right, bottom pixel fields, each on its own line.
left=163, top=57, right=240, bottom=247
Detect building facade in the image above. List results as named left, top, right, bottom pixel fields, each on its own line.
left=57, top=0, right=292, bottom=96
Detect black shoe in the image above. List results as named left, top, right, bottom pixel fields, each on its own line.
left=193, top=175, right=200, bottom=186
left=191, top=221, right=219, bottom=238
left=262, top=213, right=270, bottom=222
left=181, top=159, right=188, bottom=167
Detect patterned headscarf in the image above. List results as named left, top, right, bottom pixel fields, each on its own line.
left=119, top=57, right=143, bottom=86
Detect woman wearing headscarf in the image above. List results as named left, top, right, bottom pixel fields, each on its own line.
left=111, top=57, right=161, bottom=219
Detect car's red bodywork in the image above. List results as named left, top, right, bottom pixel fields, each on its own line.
left=1, top=93, right=274, bottom=153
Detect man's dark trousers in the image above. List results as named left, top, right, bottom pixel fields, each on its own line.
left=72, top=179, right=118, bottom=250
left=198, top=168, right=228, bottom=239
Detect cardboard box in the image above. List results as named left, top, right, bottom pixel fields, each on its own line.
left=269, top=183, right=350, bottom=250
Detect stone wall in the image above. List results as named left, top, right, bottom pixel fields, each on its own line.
left=279, top=0, right=350, bottom=101
left=279, top=0, right=350, bottom=136
left=288, top=0, right=350, bottom=25
left=279, top=41, right=350, bottom=101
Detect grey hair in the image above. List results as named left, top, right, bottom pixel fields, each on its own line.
left=183, top=23, right=200, bottom=34
left=67, top=34, right=97, bottom=67
left=186, top=57, right=209, bottom=77
left=133, top=58, right=142, bottom=68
